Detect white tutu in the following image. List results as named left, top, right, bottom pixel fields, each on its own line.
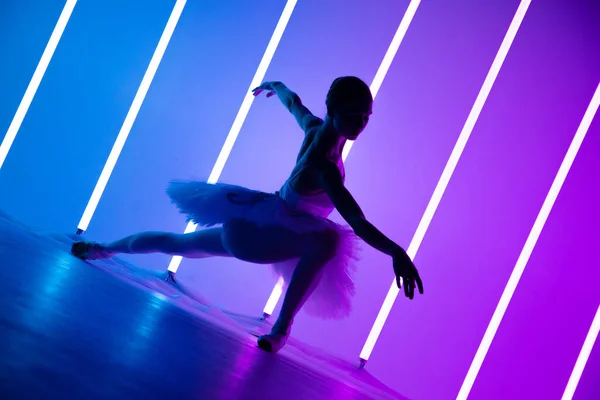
left=166, top=180, right=361, bottom=320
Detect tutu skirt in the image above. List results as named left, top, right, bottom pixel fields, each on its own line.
left=166, top=180, right=361, bottom=320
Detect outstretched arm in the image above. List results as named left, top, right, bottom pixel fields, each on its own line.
left=253, top=81, right=322, bottom=133
left=316, top=159, right=424, bottom=298
left=317, top=160, right=399, bottom=256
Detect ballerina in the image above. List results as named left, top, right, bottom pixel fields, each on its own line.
left=71, top=76, right=423, bottom=353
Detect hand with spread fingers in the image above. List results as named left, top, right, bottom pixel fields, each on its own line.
left=252, top=81, right=280, bottom=98
left=392, top=247, right=423, bottom=300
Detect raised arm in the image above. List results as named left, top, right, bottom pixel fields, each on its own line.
left=253, top=81, right=322, bottom=134
left=316, top=159, right=424, bottom=298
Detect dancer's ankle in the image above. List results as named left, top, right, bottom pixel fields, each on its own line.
left=272, top=317, right=293, bottom=335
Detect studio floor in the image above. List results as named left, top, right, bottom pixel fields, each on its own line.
left=0, top=211, right=407, bottom=400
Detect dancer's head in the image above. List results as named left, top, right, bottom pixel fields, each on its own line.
left=326, top=76, right=373, bottom=140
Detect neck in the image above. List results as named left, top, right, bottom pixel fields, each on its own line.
left=321, top=117, right=347, bottom=158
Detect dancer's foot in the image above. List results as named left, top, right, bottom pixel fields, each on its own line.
left=71, top=241, right=114, bottom=260
left=164, top=270, right=177, bottom=284
left=257, top=322, right=291, bottom=353
left=150, top=270, right=178, bottom=284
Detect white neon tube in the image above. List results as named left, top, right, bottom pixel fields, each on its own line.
left=359, top=0, right=532, bottom=363
left=341, top=0, right=421, bottom=160
left=262, top=277, right=285, bottom=317
left=561, top=304, right=600, bottom=400
left=261, top=0, right=422, bottom=317
left=0, top=0, right=77, bottom=170
left=167, top=0, right=298, bottom=273
left=457, top=81, right=600, bottom=400
left=77, top=0, right=187, bottom=233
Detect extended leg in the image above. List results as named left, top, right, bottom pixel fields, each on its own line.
left=72, top=228, right=230, bottom=260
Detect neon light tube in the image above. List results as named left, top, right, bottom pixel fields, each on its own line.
left=360, top=0, right=532, bottom=364
left=0, top=0, right=77, bottom=170
left=262, top=0, right=422, bottom=317
left=561, top=304, right=600, bottom=400
left=167, top=0, right=298, bottom=273
left=77, top=0, right=187, bottom=233
left=457, top=81, right=599, bottom=399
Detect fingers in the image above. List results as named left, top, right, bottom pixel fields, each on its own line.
left=415, top=274, right=424, bottom=294
left=407, top=277, right=415, bottom=300
left=252, top=84, right=266, bottom=94
left=402, top=275, right=420, bottom=299
left=251, top=87, right=276, bottom=98
left=394, top=259, right=423, bottom=299
left=397, top=273, right=416, bottom=299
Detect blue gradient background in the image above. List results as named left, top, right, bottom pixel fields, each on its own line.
left=1, top=1, right=598, bottom=399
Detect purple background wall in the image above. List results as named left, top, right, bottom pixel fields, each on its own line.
left=1, top=0, right=598, bottom=399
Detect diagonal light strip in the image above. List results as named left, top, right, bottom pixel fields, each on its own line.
left=359, top=0, right=532, bottom=364
left=262, top=0, right=422, bottom=317
left=76, top=0, right=187, bottom=233
left=341, top=0, right=421, bottom=160
left=0, top=0, right=77, bottom=170
left=167, top=0, right=298, bottom=273
left=457, top=81, right=600, bottom=400
left=561, top=304, right=600, bottom=400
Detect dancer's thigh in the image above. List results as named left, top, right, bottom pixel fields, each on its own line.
left=221, top=219, right=336, bottom=264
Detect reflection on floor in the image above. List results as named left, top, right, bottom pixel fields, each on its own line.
left=0, top=210, right=407, bottom=400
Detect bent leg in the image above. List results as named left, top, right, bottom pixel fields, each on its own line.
left=275, top=249, right=333, bottom=328
left=221, top=220, right=339, bottom=353
left=257, top=231, right=338, bottom=353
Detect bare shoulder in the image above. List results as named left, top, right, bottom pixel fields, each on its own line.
left=290, top=97, right=323, bottom=134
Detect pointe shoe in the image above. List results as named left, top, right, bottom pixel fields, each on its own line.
left=257, top=332, right=289, bottom=353
left=257, top=322, right=291, bottom=353
left=71, top=241, right=114, bottom=260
